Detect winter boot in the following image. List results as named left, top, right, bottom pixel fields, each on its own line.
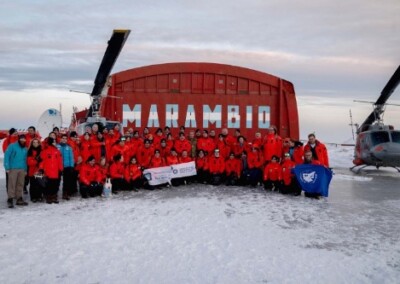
left=53, top=195, right=59, bottom=204
left=16, top=198, right=28, bottom=206
left=45, top=195, right=52, bottom=204
left=7, top=198, right=14, bottom=208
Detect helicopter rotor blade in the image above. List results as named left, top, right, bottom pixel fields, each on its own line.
left=90, top=29, right=130, bottom=98
left=358, top=65, right=400, bottom=132
left=87, top=29, right=130, bottom=118
left=376, top=65, right=400, bottom=105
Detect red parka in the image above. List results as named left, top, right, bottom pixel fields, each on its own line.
left=281, top=159, right=296, bottom=186
left=208, top=156, right=225, bottom=174
left=263, top=162, right=282, bottom=181
left=109, top=161, right=125, bottom=179
left=225, top=157, right=241, bottom=178
left=79, top=163, right=101, bottom=186
left=304, top=140, right=329, bottom=167
left=27, top=149, right=41, bottom=177
left=40, top=145, right=63, bottom=179
left=124, top=164, right=142, bottom=182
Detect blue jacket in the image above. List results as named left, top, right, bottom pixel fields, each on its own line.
left=57, top=143, right=75, bottom=168
left=4, top=142, right=28, bottom=171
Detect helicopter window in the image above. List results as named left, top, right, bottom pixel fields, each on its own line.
left=390, top=131, right=400, bottom=144
left=370, top=131, right=390, bottom=146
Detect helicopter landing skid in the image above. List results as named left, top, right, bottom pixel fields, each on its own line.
left=350, top=164, right=400, bottom=174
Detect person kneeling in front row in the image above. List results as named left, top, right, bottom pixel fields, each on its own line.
left=79, top=155, right=103, bottom=198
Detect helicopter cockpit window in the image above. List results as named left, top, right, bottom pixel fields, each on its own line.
left=390, top=131, right=400, bottom=144
left=370, top=131, right=390, bottom=146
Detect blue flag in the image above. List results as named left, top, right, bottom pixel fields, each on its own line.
left=292, top=165, right=333, bottom=197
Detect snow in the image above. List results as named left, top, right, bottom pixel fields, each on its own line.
left=1, top=143, right=400, bottom=283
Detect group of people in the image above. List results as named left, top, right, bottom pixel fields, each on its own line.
left=3, top=124, right=329, bottom=208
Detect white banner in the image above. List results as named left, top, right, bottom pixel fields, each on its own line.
left=143, top=162, right=197, bottom=186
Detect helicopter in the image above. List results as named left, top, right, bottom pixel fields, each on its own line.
left=71, top=29, right=131, bottom=135
left=350, top=65, right=400, bottom=173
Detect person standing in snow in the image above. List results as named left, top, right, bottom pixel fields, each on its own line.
left=4, top=134, right=29, bottom=208
left=40, top=137, right=63, bottom=204
left=57, top=134, right=75, bottom=200
left=303, top=133, right=329, bottom=167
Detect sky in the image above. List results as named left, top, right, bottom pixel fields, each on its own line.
left=0, top=0, right=399, bottom=143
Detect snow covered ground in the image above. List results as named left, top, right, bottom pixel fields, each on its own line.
left=0, top=145, right=399, bottom=283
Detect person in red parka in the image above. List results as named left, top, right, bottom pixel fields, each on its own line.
left=283, top=138, right=304, bottom=165
left=197, top=130, right=215, bottom=155
left=195, top=149, right=209, bottom=184
left=262, top=126, right=283, bottom=163
left=27, top=138, right=43, bottom=202
left=174, top=132, right=192, bottom=156
left=124, top=156, right=143, bottom=191
left=247, top=146, right=264, bottom=187
left=263, top=155, right=282, bottom=191
left=233, top=136, right=249, bottom=158
left=216, top=134, right=230, bottom=159
left=109, top=154, right=125, bottom=193
left=303, top=133, right=329, bottom=167
left=40, top=137, right=63, bottom=204
left=79, top=155, right=103, bottom=198
left=225, top=152, right=241, bottom=186
left=207, top=149, right=225, bottom=185
left=149, top=149, right=166, bottom=168
left=136, top=139, right=154, bottom=169
left=80, top=132, right=92, bottom=164
left=280, top=153, right=301, bottom=195
left=97, top=156, right=109, bottom=185
left=111, top=137, right=130, bottom=165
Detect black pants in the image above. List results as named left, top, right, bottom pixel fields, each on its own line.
left=111, top=178, right=126, bottom=192
left=225, top=173, right=239, bottom=186
left=62, top=167, right=76, bottom=197
left=126, top=178, right=142, bottom=190
left=44, top=178, right=60, bottom=196
left=264, top=180, right=281, bottom=191
left=210, top=173, right=225, bottom=185
left=196, top=169, right=209, bottom=184
left=280, top=178, right=302, bottom=195
left=247, top=168, right=262, bottom=187
left=80, top=183, right=103, bottom=198
left=29, top=176, right=43, bottom=200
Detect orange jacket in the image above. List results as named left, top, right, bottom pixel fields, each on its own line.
left=166, top=155, right=179, bottom=166
left=281, top=159, right=296, bottom=186
left=149, top=156, right=165, bottom=168
left=196, top=156, right=209, bottom=171
left=136, top=145, right=154, bottom=168
left=233, top=143, right=249, bottom=157
left=179, top=156, right=192, bottom=163
left=304, top=140, right=329, bottom=167
left=27, top=149, right=41, bottom=177
left=263, top=134, right=283, bottom=162
left=2, top=135, right=18, bottom=153
left=174, top=139, right=192, bottom=155
left=225, top=158, right=241, bottom=177
left=109, top=161, right=125, bottom=179
left=124, top=164, right=142, bottom=182
left=197, top=137, right=216, bottom=154
left=247, top=151, right=264, bottom=169
left=40, top=146, right=63, bottom=179
left=80, top=139, right=92, bottom=163
left=79, top=163, right=101, bottom=186
left=263, top=162, right=282, bottom=181
left=208, top=156, right=225, bottom=174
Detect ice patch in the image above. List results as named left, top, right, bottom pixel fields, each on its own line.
left=334, top=174, right=373, bottom=182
